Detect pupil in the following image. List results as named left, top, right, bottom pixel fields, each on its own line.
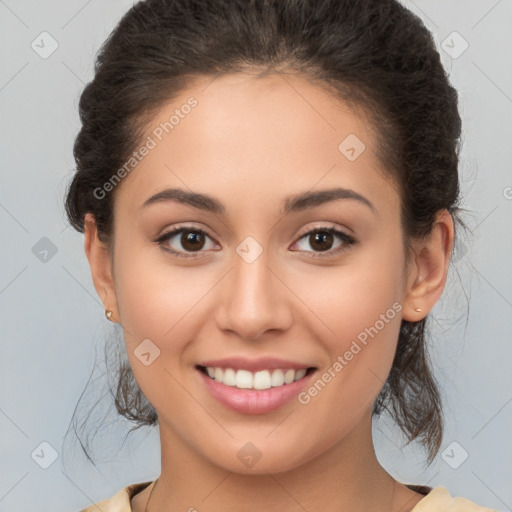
left=311, top=232, right=332, bottom=252
left=182, top=231, right=204, bottom=251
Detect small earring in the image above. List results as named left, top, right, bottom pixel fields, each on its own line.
left=105, top=309, right=114, bottom=321
left=414, top=307, right=423, bottom=313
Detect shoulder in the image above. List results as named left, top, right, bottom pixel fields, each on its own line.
left=410, top=485, right=497, bottom=511
left=79, top=481, right=153, bottom=512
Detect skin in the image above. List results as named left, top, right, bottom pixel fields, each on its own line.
left=84, top=71, right=454, bottom=512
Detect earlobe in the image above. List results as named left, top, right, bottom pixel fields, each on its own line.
left=402, top=209, right=454, bottom=321
left=84, top=213, right=118, bottom=320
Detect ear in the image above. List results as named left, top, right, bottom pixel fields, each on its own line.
left=84, top=213, right=118, bottom=322
left=402, top=209, right=455, bottom=321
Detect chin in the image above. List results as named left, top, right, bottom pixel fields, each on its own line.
left=202, top=437, right=319, bottom=476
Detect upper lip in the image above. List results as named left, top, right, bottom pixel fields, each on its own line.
left=197, top=356, right=315, bottom=372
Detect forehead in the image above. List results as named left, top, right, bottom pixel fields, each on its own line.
left=114, top=71, right=398, bottom=216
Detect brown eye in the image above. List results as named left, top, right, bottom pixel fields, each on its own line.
left=292, top=226, right=356, bottom=258
left=180, top=230, right=206, bottom=251
left=308, top=232, right=335, bottom=252
left=155, top=226, right=217, bottom=258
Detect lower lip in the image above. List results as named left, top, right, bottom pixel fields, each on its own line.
left=197, top=368, right=315, bottom=414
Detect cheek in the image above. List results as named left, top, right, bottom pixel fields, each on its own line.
left=297, top=250, right=405, bottom=349
left=292, top=244, right=406, bottom=409
left=112, top=254, right=209, bottom=412
left=295, top=285, right=403, bottom=443
left=113, top=236, right=201, bottom=331
left=112, top=244, right=228, bottom=390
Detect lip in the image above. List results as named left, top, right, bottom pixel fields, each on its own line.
left=197, top=356, right=314, bottom=372
left=196, top=366, right=317, bottom=414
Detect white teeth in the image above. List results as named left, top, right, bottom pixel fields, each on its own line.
left=294, top=368, right=307, bottom=381
left=253, top=370, right=272, bottom=390
left=223, top=368, right=236, bottom=386
left=235, top=369, right=253, bottom=389
left=284, top=369, right=295, bottom=384
left=203, top=366, right=310, bottom=389
left=271, top=369, right=285, bottom=387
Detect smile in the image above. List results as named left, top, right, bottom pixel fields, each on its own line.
left=198, top=366, right=313, bottom=390
left=195, top=360, right=317, bottom=414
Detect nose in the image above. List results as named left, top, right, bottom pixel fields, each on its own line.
left=214, top=246, right=293, bottom=341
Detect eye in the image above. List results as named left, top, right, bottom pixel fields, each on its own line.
left=291, top=225, right=357, bottom=258
left=154, top=225, right=218, bottom=258
left=154, top=224, right=357, bottom=260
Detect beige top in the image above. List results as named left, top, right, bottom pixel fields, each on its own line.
left=79, top=481, right=497, bottom=511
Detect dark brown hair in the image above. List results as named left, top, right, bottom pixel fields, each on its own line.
left=64, top=0, right=465, bottom=466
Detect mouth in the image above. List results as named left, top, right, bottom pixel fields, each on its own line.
left=196, top=365, right=317, bottom=390
left=195, top=362, right=318, bottom=414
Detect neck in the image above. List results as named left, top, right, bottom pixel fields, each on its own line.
left=143, top=410, right=418, bottom=512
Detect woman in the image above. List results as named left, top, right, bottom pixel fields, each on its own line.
left=65, top=0, right=496, bottom=510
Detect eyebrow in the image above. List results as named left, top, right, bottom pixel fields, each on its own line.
left=141, top=187, right=375, bottom=215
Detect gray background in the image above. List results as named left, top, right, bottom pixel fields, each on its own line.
left=0, top=0, right=511, bottom=511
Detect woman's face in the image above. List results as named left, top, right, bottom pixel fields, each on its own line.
left=91, top=71, right=425, bottom=473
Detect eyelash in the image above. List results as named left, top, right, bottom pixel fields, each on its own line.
left=154, top=224, right=357, bottom=260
